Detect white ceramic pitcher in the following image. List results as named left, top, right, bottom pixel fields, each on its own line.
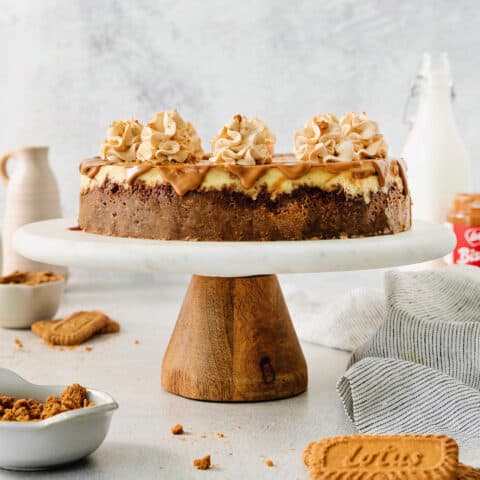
left=0, top=146, right=66, bottom=276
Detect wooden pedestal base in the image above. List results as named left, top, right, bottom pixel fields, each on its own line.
left=161, top=274, right=308, bottom=402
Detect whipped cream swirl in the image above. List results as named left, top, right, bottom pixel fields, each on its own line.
left=294, top=112, right=388, bottom=163
left=211, top=114, right=276, bottom=165
left=100, top=119, right=143, bottom=162
left=137, top=109, right=204, bottom=164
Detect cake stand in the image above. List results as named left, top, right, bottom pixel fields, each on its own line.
left=14, top=219, right=455, bottom=402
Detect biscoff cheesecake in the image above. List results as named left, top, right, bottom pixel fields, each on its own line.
left=78, top=110, right=411, bottom=241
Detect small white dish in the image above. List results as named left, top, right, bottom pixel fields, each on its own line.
left=0, top=368, right=118, bottom=471
left=0, top=277, right=65, bottom=329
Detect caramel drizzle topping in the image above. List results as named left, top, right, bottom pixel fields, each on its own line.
left=225, top=164, right=272, bottom=189
left=322, top=160, right=363, bottom=174
left=396, top=159, right=410, bottom=196
left=126, top=164, right=153, bottom=185
left=80, top=158, right=114, bottom=179
left=372, top=160, right=388, bottom=187
left=276, top=162, right=312, bottom=179
left=80, top=156, right=409, bottom=197
left=156, top=165, right=210, bottom=196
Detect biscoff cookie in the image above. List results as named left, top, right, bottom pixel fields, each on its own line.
left=98, top=319, right=121, bottom=334
left=32, top=311, right=119, bottom=345
left=303, top=434, right=458, bottom=480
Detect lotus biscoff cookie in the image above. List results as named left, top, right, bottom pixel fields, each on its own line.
left=32, top=311, right=119, bottom=345
left=303, top=434, right=459, bottom=480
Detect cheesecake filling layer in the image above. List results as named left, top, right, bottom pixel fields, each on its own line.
left=80, top=156, right=407, bottom=203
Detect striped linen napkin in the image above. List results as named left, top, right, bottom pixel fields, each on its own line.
left=287, top=266, right=480, bottom=461
left=336, top=266, right=480, bottom=459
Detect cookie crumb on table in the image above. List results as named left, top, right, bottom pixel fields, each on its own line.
left=216, top=432, right=224, bottom=438
left=193, top=455, right=211, bottom=470
left=134, top=339, right=140, bottom=344
left=171, top=424, right=184, bottom=435
left=265, top=459, right=274, bottom=467
left=13, top=338, right=23, bottom=349
left=85, top=346, right=93, bottom=351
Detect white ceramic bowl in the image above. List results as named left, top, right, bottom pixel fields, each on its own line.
left=0, top=277, right=65, bottom=329
left=0, top=368, right=118, bottom=471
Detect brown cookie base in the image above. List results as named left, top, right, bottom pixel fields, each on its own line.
left=78, top=181, right=411, bottom=241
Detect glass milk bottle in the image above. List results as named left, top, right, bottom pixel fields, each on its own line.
left=402, top=52, right=472, bottom=223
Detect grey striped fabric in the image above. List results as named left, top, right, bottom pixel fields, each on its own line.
left=338, top=357, right=480, bottom=444
left=337, top=266, right=480, bottom=456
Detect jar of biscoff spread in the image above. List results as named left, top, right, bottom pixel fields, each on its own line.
left=447, top=193, right=480, bottom=267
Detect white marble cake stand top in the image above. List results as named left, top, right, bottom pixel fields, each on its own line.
left=14, top=219, right=455, bottom=277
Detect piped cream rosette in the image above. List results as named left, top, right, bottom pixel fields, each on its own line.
left=211, top=114, right=276, bottom=165
left=100, top=119, right=143, bottom=162
left=137, top=109, right=204, bottom=164
left=294, top=112, right=388, bottom=163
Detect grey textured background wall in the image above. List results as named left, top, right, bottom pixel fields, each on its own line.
left=0, top=0, right=479, bottom=218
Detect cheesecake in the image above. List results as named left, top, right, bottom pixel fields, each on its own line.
left=78, top=110, right=411, bottom=241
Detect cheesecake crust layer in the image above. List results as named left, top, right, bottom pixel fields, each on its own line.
left=78, top=180, right=411, bottom=241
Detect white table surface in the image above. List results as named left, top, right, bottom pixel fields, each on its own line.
left=0, top=271, right=358, bottom=480
left=0, top=270, right=477, bottom=478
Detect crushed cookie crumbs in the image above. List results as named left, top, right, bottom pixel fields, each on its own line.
left=265, top=459, right=274, bottom=467
left=0, top=271, right=62, bottom=286
left=217, top=432, right=224, bottom=438
left=193, top=455, right=211, bottom=470
left=171, top=424, right=184, bottom=435
left=0, top=384, right=93, bottom=422
left=14, top=338, right=23, bottom=349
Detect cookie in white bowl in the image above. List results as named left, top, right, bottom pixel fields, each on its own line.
left=0, top=368, right=118, bottom=470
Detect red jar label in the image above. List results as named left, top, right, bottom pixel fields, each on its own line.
left=452, top=224, right=480, bottom=266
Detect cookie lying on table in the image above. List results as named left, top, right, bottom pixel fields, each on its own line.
left=303, top=434, right=479, bottom=479
left=32, top=311, right=120, bottom=346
